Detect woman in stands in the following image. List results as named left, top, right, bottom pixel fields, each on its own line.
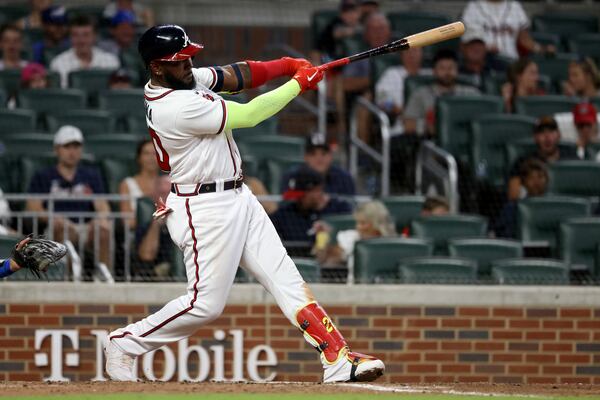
left=563, top=57, right=600, bottom=99
left=502, top=59, right=544, bottom=113
left=314, top=200, right=396, bottom=280
left=119, top=139, right=159, bottom=230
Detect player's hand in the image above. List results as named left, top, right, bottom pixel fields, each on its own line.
left=281, top=57, right=313, bottom=76
left=293, top=66, right=324, bottom=93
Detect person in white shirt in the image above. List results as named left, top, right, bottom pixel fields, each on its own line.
left=0, top=24, right=28, bottom=70
left=461, top=0, right=548, bottom=60
left=375, top=47, right=431, bottom=132
left=50, top=15, right=120, bottom=88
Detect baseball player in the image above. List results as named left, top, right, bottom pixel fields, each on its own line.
left=104, top=24, right=384, bottom=383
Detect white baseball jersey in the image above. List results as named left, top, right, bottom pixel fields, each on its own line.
left=143, top=67, right=243, bottom=184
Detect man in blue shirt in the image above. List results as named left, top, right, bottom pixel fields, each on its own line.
left=26, top=126, right=112, bottom=278
left=280, top=137, right=355, bottom=196
left=272, top=166, right=352, bottom=256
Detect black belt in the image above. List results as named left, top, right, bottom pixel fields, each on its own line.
left=171, top=177, right=244, bottom=196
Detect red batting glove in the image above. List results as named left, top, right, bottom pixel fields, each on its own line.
left=293, top=66, right=324, bottom=93
left=280, top=57, right=313, bottom=75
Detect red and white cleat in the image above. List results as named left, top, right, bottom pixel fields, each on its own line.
left=323, top=350, right=385, bottom=383
left=104, top=340, right=136, bottom=381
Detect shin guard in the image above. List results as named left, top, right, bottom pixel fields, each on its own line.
left=296, top=302, right=348, bottom=364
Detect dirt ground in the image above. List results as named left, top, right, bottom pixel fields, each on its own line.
left=1, top=381, right=600, bottom=397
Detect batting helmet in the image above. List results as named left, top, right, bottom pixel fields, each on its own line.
left=138, top=24, right=203, bottom=66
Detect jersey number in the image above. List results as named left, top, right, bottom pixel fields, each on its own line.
left=148, top=128, right=171, bottom=172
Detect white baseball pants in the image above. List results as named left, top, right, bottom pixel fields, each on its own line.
left=109, top=184, right=311, bottom=356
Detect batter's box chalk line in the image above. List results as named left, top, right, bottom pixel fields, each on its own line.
left=340, top=383, right=550, bottom=398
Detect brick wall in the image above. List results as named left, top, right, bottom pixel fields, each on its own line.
left=1, top=303, right=599, bottom=383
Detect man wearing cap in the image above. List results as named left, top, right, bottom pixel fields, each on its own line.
left=25, top=126, right=112, bottom=276
left=32, top=6, right=69, bottom=66
left=272, top=165, right=352, bottom=246
left=571, top=103, right=600, bottom=160
left=280, top=137, right=355, bottom=196
left=459, top=28, right=506, bottom=91
left=50, top=15, right=120, bottom=88
left=507, top=116, right=579, bottom=200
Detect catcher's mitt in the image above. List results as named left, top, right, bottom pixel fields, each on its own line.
left=11, top=235, right=67, bottom=278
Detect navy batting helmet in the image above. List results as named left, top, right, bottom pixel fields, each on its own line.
left=138, top=24, right=203, bottom=66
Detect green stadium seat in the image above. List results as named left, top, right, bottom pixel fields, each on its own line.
left=120, top=50, right=148, bottom=86
left=98, top=89, right=145, bottom=132
left=505, top=139, right=577, bottom=169
left=471, top=114, right=537, bottom=187
left=0, top=6, right=28, bottom=24
left=514, top=95, right=580, bottom=118
left=548, top=161, right=600, bottom=198
left=233, top=117, right=278, bottom=139
left=0, top=69, right=21, bottom=95
left=237, top=136, right=304, bottom=161
left=381, top=196, right=425, bottom=232
left=532, top=14, right=598, bottom=43
left=530, top=31, right=562, bottom=51
left=68, top=69, right=117, bottom=105
left=322, top=214, right=355, bottom=245
left=47, top=110, right=117, bottom=136
left=491, top=258, right=570, bottom=285
left=86, top=134, right=140, bottom=160
left=240, top=155, right=259, bottom=178
left=560, top=217, right=600, bottom=276
left=404, top=74, right=477, bottom=105
left=569, top=33, right=600, bottom=64
left=531, top=53, right=579, bottom=89
left=436, top=95, right=504, bottom=164
left=448, top=238, right=523, bottom=275
left=100, top=158, right=137, bottom=194
left=398, top=256, right=477, bottom=284
left=410, top=215, right=488, bottom=255
left=370, top=54, right=399, bottom=86
left=354, top=237, right=434, bottom=283
left=518, top=196, right=590, bottom=249
left=0, top=109, right=36, bottom=135
left=18, top=89, right=86, bottom=129
left=292, top=257, right=320, bottom=283
left=264, top=157, right=304, bottom=194
left=0, top=87, right=7, bottom=107
left=17, top=155, right=56, bottom=193
left=387, top=11, right=457, bottom=57
left=126, top=114, right=148, bottom=135
left=2, top=133, right=54, bottom=156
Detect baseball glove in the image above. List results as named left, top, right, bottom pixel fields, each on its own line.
left=11, top=235, right=68, bottom=278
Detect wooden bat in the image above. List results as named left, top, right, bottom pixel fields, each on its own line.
left=317, top=21, right=465, bottom=72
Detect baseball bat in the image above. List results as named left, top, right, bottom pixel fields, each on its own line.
left=317, top=21, right=465, bottom=72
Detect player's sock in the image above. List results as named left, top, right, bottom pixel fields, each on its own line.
left=295, top=302, right=385, bottom=382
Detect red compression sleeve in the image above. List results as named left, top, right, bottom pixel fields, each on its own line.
left=246, top=59, right=297, bottom=88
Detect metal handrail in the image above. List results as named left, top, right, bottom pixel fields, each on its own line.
left=349, top=96, right=392, bottom=196
left=415, top=140, right=459, bottom=213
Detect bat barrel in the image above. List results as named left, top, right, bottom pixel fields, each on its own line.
left=405, top=21, right=465, bottom=49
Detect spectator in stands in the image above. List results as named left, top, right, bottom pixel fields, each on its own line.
left=0, top=25, right=28, bottom=70
left=108, top=68, right=133, bottom=89
left=99, top=11, right=137, bottom=56
left=572, top=103, right=600, bottom=161
left=280, top=136, right=355, bottom=196
left=315, top=200, right=395, bottom=268
left=403, top=49, right=479, bottom=137
left=494, top=158, right=548, bottom=238
left=502, top=59, right=543, bottom=113
left=563, top=58, right=600, bottom=99
left=135, top=175, right=173, bottom=280
left=343, top=12, right=391, bottom=94
left=26, top=125, right=113, bottom=276
left=271, top=166, right=352, bottom=247
left=16, top=0, right=51, bottom=30
left=359, top=0, right=380, bottom=21
left=461, top=0, right=551, bottom=61
left=119, top=139, right=160, bottom=230
left=421, top=196, right=450, bottom=216
left=103, top=0, right=155, bottom=28
left=20, top=62, right=48, bottom=89
left=50, top=15, right=120, bottom=88
left=459, top=28, right=506, bottom=91
left=376, top=47, right=431, bottom=131
left=315, top=0, right=363, bottom=61
left=32, top=5, right=69, bottom=66
left=507, top=116, right=578, bottom=200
